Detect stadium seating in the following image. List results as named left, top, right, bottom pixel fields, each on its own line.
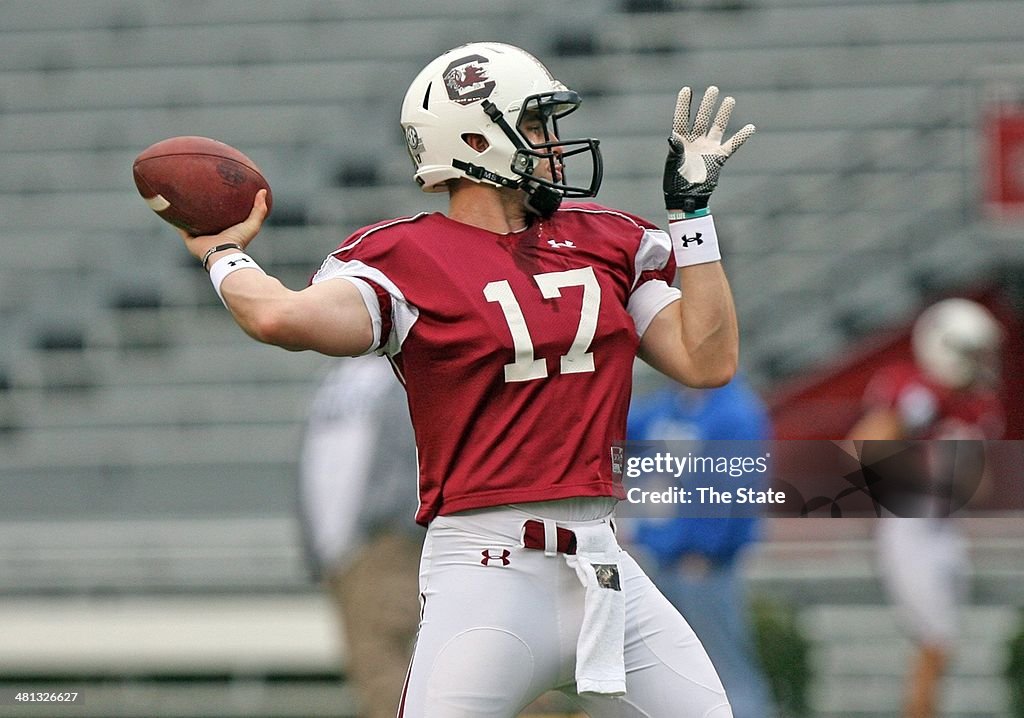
left=1, top=0, right=1022, bottom=715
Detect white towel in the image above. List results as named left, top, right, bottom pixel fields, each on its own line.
left=566, top=522, right=626, bottom=696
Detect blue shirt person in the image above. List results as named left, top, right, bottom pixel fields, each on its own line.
left=627, top=373, right=778, bottom=718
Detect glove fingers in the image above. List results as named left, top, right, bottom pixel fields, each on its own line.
left=691, top=86, right=719, bottom=138
left=708, top=95, right=735, bottom=144
left=671, top=87, right=692, bottom=138
left=722, top=123, right=756, bottom=157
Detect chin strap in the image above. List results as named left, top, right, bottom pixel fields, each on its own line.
left=450, top=159, right=563, bottom=218
left=523, top=182, right=562, bottom=218
left=451, top=159, right=520, bottom=189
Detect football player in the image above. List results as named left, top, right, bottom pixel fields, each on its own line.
left=849, top=298, right=1004, bottom=718
left=178, top=43, right=754, bottom=717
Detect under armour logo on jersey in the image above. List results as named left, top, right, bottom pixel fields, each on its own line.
left=547, top=239, right=576, bottom=249
left=678, top=232, right=703, bottom=247
left=227, top=257, right=252, bottom=267
left=481, top=549, right=511, bottom=566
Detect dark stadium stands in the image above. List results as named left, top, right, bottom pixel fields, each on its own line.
left=1, top=1, right=1022, bottom=715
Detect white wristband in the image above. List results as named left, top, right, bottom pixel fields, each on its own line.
left=668, top=213, right=721, bottom=267
left=208, top=252, right=265, bottom=305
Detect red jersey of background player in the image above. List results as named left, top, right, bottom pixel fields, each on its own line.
left=862, top=361, right=1005, bottom=440
left=311, top=202, right=681, bottom=524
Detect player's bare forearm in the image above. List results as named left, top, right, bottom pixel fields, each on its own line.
left=177, top=191, right=374, bottom=356
left=677, top=261, right=739, bottom=380
left=638, top=261, right=737, bottom=388
left=219, top=273, right=375, bottom=356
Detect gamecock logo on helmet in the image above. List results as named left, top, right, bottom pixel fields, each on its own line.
left=443, top=54, right=496, bottom=105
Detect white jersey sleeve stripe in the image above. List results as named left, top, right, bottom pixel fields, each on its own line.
left=631, top=228, right=674, bottom=291
left=627, top=280, right=680, bottom=338
left=333, top=276, right=383, bottom=356
left=311, top=256, right=420, bottom=356
left=627, top=227, right=679, bottom=336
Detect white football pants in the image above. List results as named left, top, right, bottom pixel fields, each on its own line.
left=877, top=518, right=969, bottom=648
left=398, top=504, right=732, bottom=717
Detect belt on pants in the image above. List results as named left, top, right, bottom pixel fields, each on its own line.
left=522, top=519, right=577, bottom=555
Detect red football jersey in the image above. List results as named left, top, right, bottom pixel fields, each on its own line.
left=312, top=203, right=681, bottom=524
left=863, top=361, right=1005, bottom=440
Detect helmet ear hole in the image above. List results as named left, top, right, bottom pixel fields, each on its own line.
left=461, top=133, right=489, bottom=152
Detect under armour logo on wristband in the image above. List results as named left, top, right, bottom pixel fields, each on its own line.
left=227, top=257, right=252, bottom=267
left=670, top=214, right=720, bottom=266
left=481, top=549, right=511, bottom=566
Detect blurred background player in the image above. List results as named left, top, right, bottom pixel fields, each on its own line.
left=848, top=297, right=1005, bottom=718
left=298, top=354, right=423, bottom=718
left=626, top=371, right=778, bottom=718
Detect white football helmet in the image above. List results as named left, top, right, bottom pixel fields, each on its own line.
left=912, top=298, right=1002, bottom=389
left=400, top=42, right=602, bottom=217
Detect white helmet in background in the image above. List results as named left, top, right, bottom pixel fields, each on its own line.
left=400, top=42, right=602, bottom=217
left=912, top=298, right=1002, bottom=389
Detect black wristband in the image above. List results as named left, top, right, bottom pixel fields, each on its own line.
left=664, top=195, right=709, bottom=213
left=201, top=243, right=244, bottom=271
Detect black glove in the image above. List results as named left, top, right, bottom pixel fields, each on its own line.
left=663, top=86, right=755, bottom=214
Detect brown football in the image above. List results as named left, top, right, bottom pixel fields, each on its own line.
left=132, top=136, right=272, bottom=236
